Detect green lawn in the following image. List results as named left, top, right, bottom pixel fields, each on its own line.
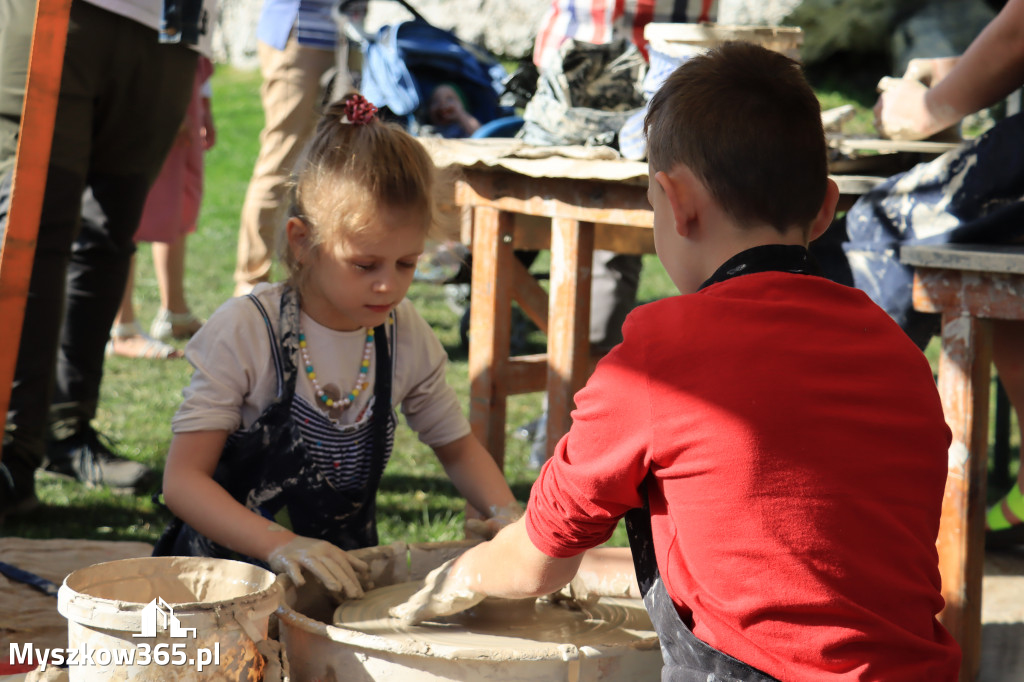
left=2, top=66, right=1017, bottom=545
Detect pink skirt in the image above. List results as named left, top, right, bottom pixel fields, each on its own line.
left=134, top=58, right=213, bottom=244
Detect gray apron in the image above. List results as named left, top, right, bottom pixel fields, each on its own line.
left=626, top=482, right=779, bottom=682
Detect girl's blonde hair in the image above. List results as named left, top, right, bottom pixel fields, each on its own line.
left=282, top=94, right=443, bottom=287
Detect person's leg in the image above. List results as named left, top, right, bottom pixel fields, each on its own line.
left=589, top=251, right=642, bottom=354
left=113, top=254, right=138, bottom=327
left=528, top=250, right=641, bottom=468
left=154, top=236, right=188, bottom=313
left=149, top=236, right=202, bottom=339
left=0, top=0, right=32, bottom=177
left=233, top=36, right=335, bottom=295
left=986, top=319, right=1024, bottom=540
left=0, top=0, right=95, bottom=511
left=47, top=7, right=196, bottom=489
left=106, top=253, right=183, bottom=359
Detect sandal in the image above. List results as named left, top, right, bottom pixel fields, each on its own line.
left=106, top=322, right=183, bottom=360
left=150, top=309, right=204, bottom=341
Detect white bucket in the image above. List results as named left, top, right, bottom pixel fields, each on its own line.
left=56, top=556, right=282, bottom=681
left=644, top=23, right=804, bottom=62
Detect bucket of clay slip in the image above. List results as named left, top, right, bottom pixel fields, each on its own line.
left=56, top=556, right=282, bottom=681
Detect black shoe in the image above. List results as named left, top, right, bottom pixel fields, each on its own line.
left=986, top=523, right=1024, bottom=550
left=0, top=462, right=39, bottom=523
left=45, top=427, right=156, bottom=492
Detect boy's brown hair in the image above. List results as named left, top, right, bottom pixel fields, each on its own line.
left=644, top=42, right=827, bottom=235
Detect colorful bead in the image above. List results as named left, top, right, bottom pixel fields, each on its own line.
left=299, top=324, right=375, bottom=421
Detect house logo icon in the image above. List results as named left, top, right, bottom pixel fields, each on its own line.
left=132, top=598, right=197, bottom=638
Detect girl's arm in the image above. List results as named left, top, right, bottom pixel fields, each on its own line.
left=432, top=433, right=518, bottom=517
left=163, top=430, right=295, bottom=560
left=163, top=430, right=366, bottom=595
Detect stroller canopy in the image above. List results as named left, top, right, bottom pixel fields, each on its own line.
left=352, top=3, right=508, bottom=125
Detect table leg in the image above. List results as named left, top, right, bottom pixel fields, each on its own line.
left=468, top=207, right=516, bottom=467
left=935, top=312, right=992, bottom=682
left=544, top=218, right=594, bottom=460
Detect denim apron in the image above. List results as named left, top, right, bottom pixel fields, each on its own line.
left=625, top=482, right=779, bottom=682
left=154, top=286, right=396, bottom=560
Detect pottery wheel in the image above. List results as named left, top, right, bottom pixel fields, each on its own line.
left=332, top=581, right=657, bottom=660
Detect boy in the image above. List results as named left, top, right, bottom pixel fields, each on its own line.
left=392, top=43, right=961, bottom=680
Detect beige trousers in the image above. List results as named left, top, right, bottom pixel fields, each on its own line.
left=233, top=34, right=336, bottom=293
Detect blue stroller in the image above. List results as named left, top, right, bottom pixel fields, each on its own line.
left=337, top=0, right=521, bottom=136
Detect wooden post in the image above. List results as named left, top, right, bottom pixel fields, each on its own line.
left=935, top=312, right=991, bottom=682
left=467, top=206, right=515, bottom=467
left=0, top=0, right=73, bottom=462
left=545, top=217, right=594, bottom=459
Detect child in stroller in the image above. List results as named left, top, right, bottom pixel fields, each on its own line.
left=336, top=0, right=519, bottom=137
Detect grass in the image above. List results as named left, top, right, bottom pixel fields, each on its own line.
left=2, top=65, right=1018, bottom=546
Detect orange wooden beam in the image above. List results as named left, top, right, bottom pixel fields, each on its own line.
left=0, top=0, right=73, bottom=463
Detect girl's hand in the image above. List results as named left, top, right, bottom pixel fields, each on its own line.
left=464, top=501, right=524, bottom=541
left=267, top=536, right=368, bottom=598
left=201, top=98, right=216, bottom=150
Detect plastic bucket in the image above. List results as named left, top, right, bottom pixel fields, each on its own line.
left=56, top=556, right=282, bottom=681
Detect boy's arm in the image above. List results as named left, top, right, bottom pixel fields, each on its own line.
left=432, top=433, right=520, bottom=525
left=163, top=430, right=365, bottom=596
left=391, top=518, right=584, bottom=624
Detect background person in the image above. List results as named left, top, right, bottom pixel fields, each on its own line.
left=108, top=56, right=215, bottom=359
left=232, top=0, right=364, bottom=297
left=0, top=0, right=208, bottom=519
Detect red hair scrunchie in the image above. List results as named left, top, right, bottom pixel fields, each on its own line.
left=345, top=94, right=378, bottom=125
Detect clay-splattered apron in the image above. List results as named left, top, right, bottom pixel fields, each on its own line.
left=625, top=485, right=779, bottom=682
left=154, top=286, right=396, bottom=561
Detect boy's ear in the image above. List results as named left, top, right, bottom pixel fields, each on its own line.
left=654, top=170, right=697, bottom=237
left=808, top=179, right=840, bottom=243
left=286, top=217, right=312, bottom=263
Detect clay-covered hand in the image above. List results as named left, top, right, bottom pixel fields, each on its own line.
left=267, top=536, right=367, bottom=598
left=388, top=558, right=484, bottom=625
left=874, top=76, right=938, bottom=141
left=464, top=501, right=524, bottom=541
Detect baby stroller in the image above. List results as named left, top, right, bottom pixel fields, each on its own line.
left=336, top=0, right=520, bottom=136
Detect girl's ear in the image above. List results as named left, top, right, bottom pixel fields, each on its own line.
left=286, top=217, right=312, bottom=264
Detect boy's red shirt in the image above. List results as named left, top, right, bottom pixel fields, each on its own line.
left=526, top=269, right=961, bottom=681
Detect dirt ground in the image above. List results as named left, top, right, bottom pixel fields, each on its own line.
left=979, top=547, right=1024, bottom=682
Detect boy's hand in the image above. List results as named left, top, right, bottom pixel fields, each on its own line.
left=267, top=536, right=367, bottom=598
left=389, top=558, right=484, bottom=625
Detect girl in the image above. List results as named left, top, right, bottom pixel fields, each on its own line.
left=156, top=94, right=520, bottom=597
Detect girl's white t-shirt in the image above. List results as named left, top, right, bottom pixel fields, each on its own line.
left=172, top=283, right=471, bottom=449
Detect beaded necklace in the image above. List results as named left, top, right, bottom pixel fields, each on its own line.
left=298, top=325, right=374, bottom=415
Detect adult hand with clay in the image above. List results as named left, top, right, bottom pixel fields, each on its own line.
left=267, top=535, right=368, bottom=598
left=389, top=557, right=485, bottom=625
left=875, top=0, right=1024, bottom=141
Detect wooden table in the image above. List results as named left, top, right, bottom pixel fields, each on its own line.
left=902, top=243, right=1024, bottom=682
left=439, top=139, right=882, bottom=466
